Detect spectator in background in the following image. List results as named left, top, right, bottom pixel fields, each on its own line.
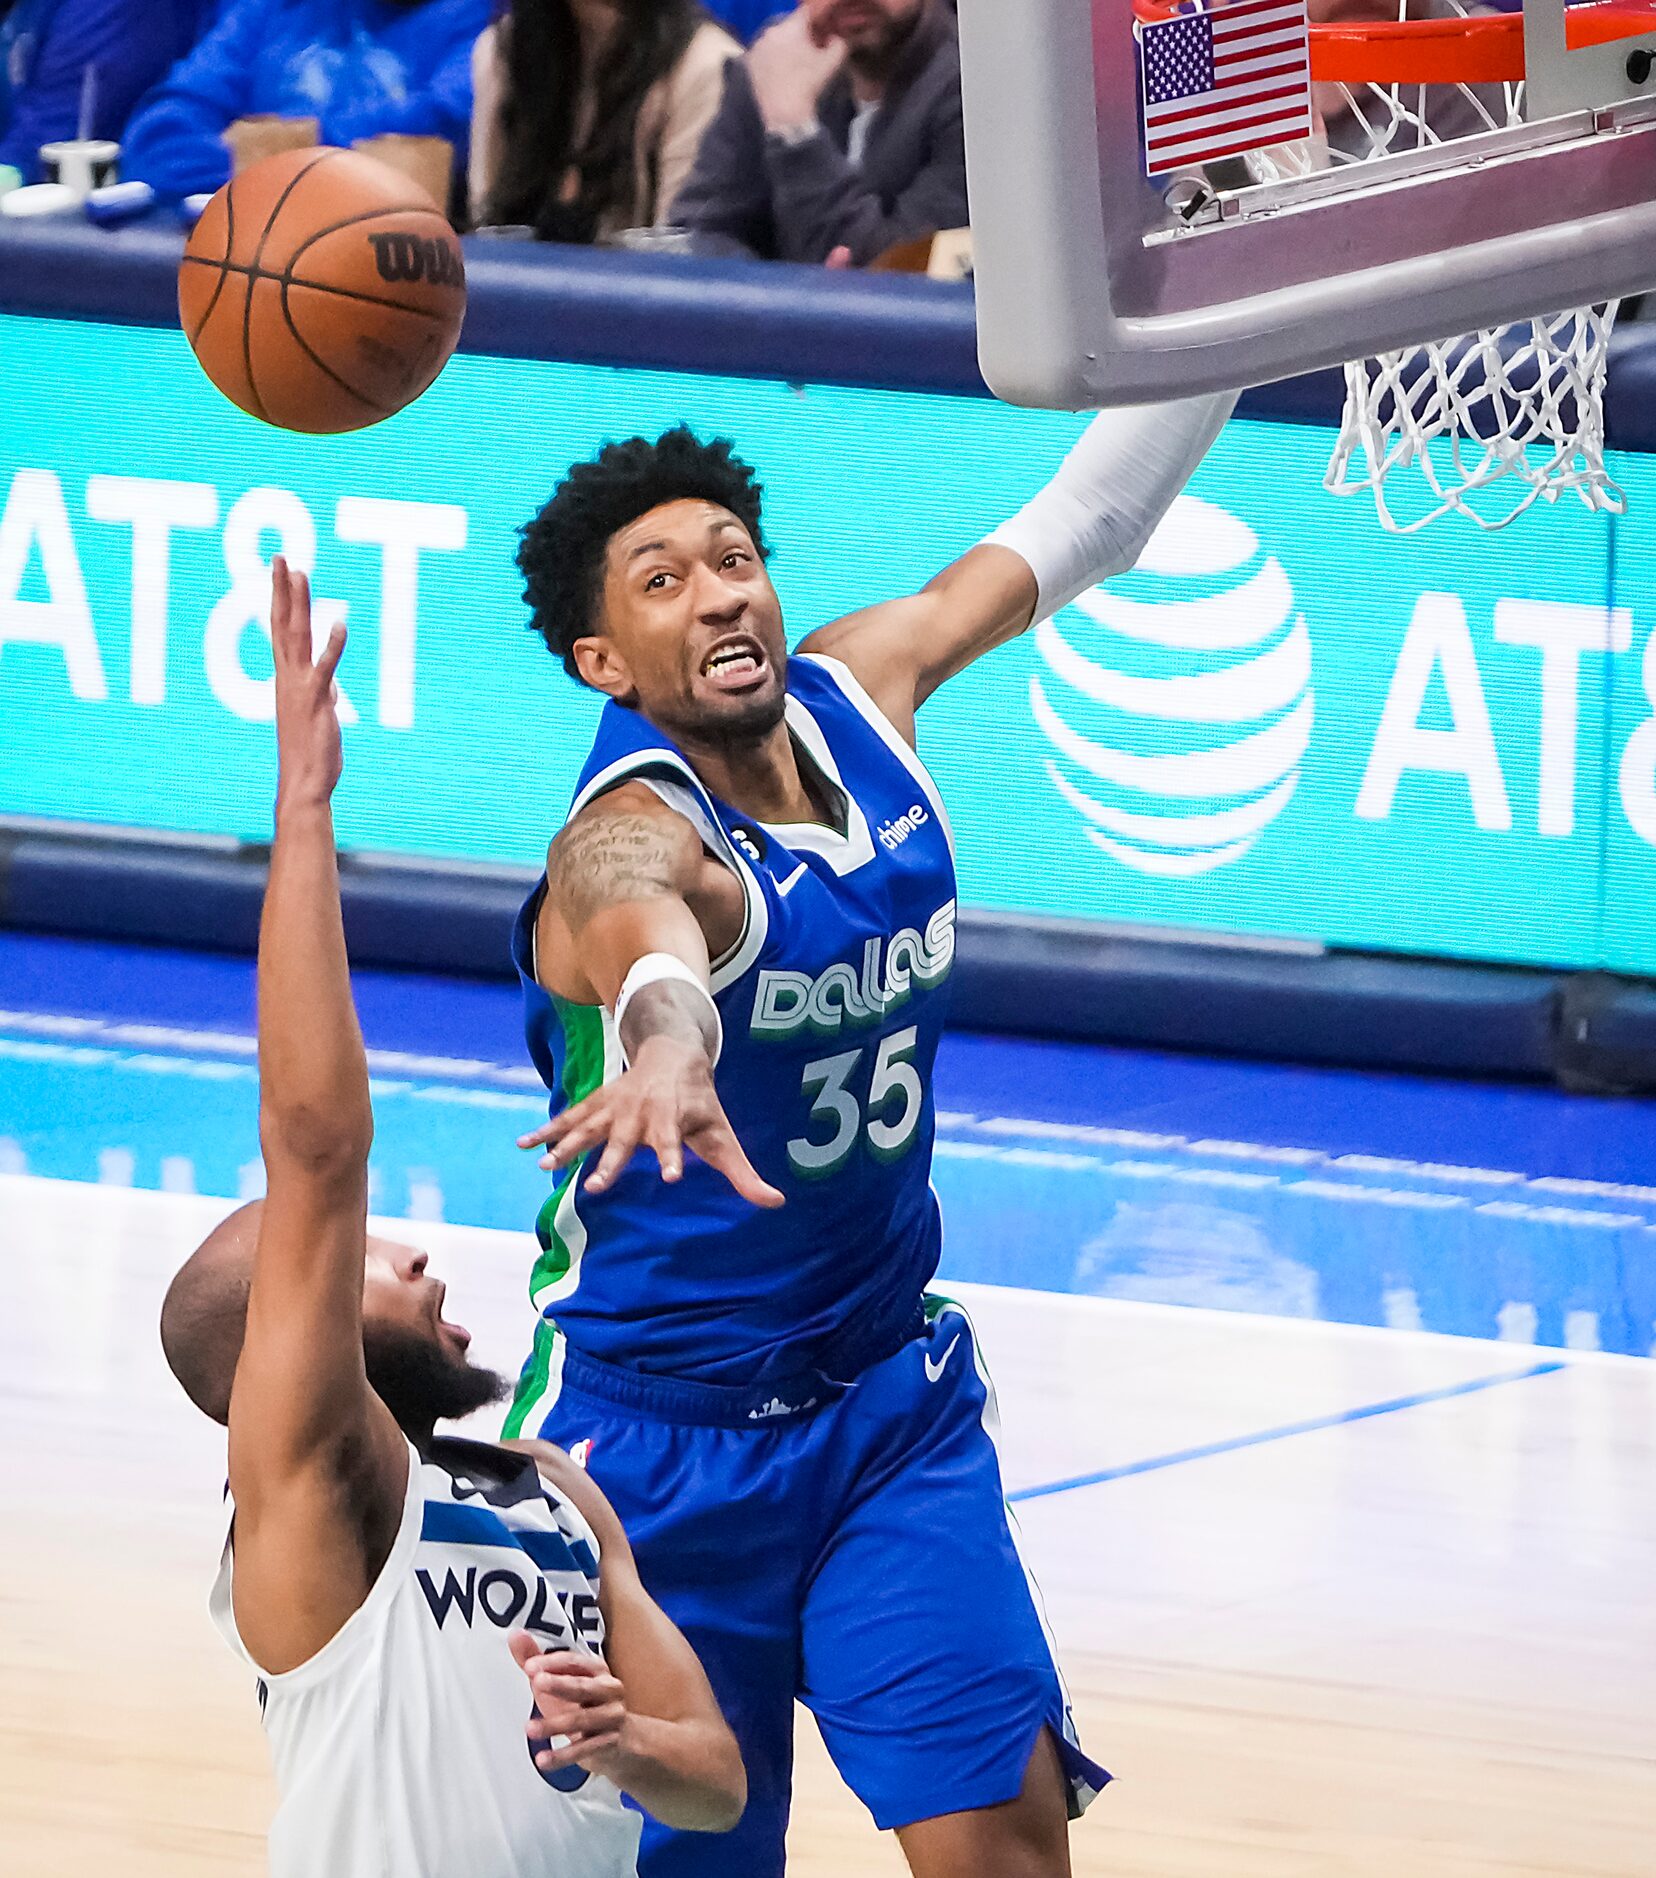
left=122, top=0, right=493, bottom=200
left=0, top=0, right=214, bottom=185
left=469, top=0, right=737, bottom=239
left=671, top=0, right=965, bottom=266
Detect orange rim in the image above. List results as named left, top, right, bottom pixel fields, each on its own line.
left=1132, top=0, right=1656, bottom=88
left=1313, top=15, right=1527, bottom=87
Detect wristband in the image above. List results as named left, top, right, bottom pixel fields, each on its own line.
left=613, top=953, right=723, bottom=1067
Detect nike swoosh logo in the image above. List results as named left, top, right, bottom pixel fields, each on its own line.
left=924, top=1333, right=961, bottom=1383
left=776, top=862, right=809, bottom=896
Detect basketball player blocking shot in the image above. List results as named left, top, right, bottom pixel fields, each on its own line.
left=159, top=561, right=745, bottom=1878
left=506, top=392, right=1236, bottom=1878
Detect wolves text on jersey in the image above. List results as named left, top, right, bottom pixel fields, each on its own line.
left=416, top=1562, right=603, bottom=1646
left=750, top=900, right=956, bottom=1040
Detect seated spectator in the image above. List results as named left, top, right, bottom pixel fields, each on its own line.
left=469, top=0, right=738, bottom=241
left=0, top=0, right=214, bottom=185
left=122, top=0, right=494, bottom=201
left=671, top=0, right=966, bottom=267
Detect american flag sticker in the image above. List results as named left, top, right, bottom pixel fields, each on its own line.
left=1137, top=0, right=1313, bottom=175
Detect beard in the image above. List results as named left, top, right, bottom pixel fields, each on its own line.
left=664, top=670, right=789, bottom=749
left=364, top=1322, right=508, bottom=1432
left=836, top=1, right=924, bottom=70
left=703, top=683, right=788, bottom=742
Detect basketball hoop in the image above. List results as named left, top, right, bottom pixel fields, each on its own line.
left=1122, top=0, right=1656, bottom=530
left=1299, top=0, right=1650, bottom=532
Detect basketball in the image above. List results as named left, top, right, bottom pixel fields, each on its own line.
left=178, top=146, right=467, bottom=435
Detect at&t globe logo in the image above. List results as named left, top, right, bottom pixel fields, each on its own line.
left=1030, top=496, right=1312, bottom=875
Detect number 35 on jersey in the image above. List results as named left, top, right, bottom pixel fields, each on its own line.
left=747, top=901, right=955, bottom=1180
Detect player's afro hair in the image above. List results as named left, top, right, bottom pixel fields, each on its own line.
left=518, top=425, right=770, bottom=681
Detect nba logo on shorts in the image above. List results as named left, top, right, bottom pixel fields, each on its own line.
left=567, top=1438, right=595, bottom=1469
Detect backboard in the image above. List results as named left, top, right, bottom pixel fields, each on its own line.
left=957, top=0, right=1656, bottom=408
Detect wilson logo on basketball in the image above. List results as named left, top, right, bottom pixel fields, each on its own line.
left=367, top=231, right=464, bottom=288
left=1031, top=495, right=1312, bottom=878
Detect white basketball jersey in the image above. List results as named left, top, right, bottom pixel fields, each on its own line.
left=211, top=1435, right=643, bottom=1878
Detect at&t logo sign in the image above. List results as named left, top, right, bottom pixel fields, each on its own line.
left=1030, top=496, right=1312, bottom=876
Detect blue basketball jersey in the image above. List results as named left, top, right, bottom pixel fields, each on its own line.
left=508, top=654, right=957, bottom=1412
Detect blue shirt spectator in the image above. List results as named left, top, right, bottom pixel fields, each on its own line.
left=122, top=0, right=493, bottom=199
left=704, top=1, right=794, bottom=41
left=0, top=0, right=214, bottom=181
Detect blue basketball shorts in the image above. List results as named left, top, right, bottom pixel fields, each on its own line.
left=532, top=1294, right=1109, bottom=1877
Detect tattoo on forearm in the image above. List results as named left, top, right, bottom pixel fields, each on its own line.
left=550, top=812, right=687, bottom=930
left=618, top=980, right=719, bottom=1064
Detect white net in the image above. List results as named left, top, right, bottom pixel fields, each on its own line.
left=1328, top=304, right=1622, bottom=532
left=1308, top=2, right=1623, bottom=532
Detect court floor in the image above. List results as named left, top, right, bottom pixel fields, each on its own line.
left=4, top=1171, right=1653, bottom=1876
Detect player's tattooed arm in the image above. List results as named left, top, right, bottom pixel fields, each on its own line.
left=540, top=785, right=741, bottom=999
left=522, top=786, right=783, bottom=1208
left=548, top=803, right=717, bottom=1074
left=546, top=802, right=696, bottom=933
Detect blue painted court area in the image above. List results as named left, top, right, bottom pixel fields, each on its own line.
left=2, top=931, right=1653, bottom=1356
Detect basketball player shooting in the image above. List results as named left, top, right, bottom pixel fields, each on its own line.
left=507, top=391, right=1235, bottom=1877
left=158, top=561, right=745, bottom=1877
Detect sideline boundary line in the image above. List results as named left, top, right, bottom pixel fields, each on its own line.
left=1007, top=1360, right=1568, bottom=1503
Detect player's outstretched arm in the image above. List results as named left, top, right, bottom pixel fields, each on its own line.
left=800, top=389, right=1238, bottom=741
left=517, top=785, right=783, bottom=1208
left=227, top=557, right=408, bottom=1674
left=506, top=1444, right=747, bottom=1834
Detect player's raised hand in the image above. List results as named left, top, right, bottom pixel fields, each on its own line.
left=270, top=554, right=346, bottom=807
left=517, top=1034, right=784, bottom=1210
left=511, top=1636, right=630, bottom=1779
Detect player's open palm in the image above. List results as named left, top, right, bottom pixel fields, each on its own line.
left=518, top=1034, right=784, bottom=1209
left=270, top=554, right=346, bottom=805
